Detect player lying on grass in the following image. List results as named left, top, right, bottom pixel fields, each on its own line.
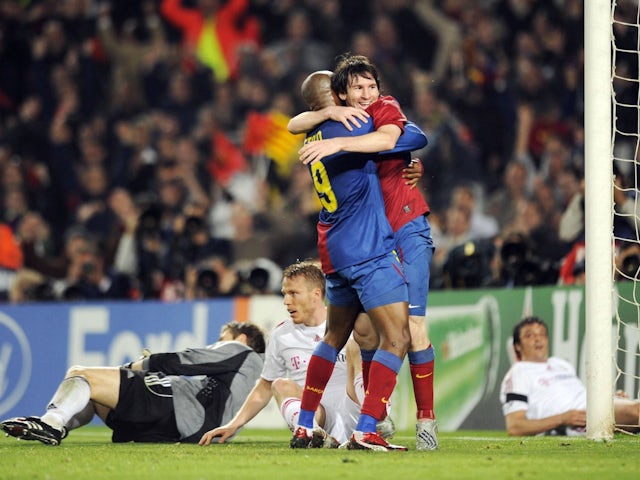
left=199, top=261, right=395, bottom=448
left=500, top=316, right=640, bottom=436
left=1, top=321, right=265, bottom=445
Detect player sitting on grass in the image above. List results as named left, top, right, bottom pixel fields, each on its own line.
left=500, top=316, right=640, bottom=436
left=1, top=321, right=265, bottom=445
left=198, top=261, right=395, bottom=448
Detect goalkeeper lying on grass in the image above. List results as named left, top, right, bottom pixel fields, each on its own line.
left=1, top=321, right=265, bottom=445
left=500, top=316, right=639, bottom=436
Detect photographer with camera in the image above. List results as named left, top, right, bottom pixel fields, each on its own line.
left=61, top=234, right=132, bottom=301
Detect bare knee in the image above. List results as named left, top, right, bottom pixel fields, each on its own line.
left=271, top=378, right=301, bottom=402
left=353, top=321, right=379, bottom=350
left=380, top=325, right=411, bottom=358
left=66, top=365, right=90, bottom=380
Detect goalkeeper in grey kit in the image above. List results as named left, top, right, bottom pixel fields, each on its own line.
left=1, top=322, right=265, bottom=445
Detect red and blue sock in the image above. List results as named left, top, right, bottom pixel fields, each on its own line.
left=298, top=341, right=337, bottom=429
left=409, top=344, right=435, bottom=419
left=356, top=349, right=403, bottom=433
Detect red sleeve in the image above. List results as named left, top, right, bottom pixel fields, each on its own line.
left=366, top=95, right=406, bottom=133
left=160, top=0, right=199, bottom=30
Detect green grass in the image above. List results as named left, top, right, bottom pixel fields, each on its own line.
left=1, top=427, right=638, bottom=480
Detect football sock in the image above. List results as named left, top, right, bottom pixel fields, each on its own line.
left=360, top=348, right=375, bottom=391
left=408, top=345, right=435, bottom=420
left=281, top=397, right=302, bottom=432
left=358, top=349, right=402, bottom=432
left=298, top=341, right=337, bottom=429
left=41, top=376, right=91, bottom=430
left=65, top=402, right=95, bottom=431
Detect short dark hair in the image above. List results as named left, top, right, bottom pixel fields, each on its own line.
left=331, top=53, right=381, bottom=98
left=222, top=321, right=266, bottom=354
left=512, top=316, right=548, bottom=360
left=282, top=260, right=325, bottom=298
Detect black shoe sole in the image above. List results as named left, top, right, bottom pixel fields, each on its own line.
left=1, top=421, right=61, bottom=446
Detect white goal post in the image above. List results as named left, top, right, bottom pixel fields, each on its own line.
left=584, top=0, right=615, bottom=440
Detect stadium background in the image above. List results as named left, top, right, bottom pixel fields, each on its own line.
left=0, top=0, right=618, bottom=433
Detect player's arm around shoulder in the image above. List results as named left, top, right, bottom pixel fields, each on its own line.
left=288, top=107, right=370, bottom=134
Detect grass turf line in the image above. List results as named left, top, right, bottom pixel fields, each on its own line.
left=1, top=427, right=638, bottom=480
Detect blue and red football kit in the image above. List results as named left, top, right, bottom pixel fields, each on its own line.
left=366, top=95, right=437, bottom=422
left=306, top=114, right=426, bottom=311
left=296, top=110, right=428, bottom=436
left=307, top=116, right=427, bottom=275
left=367, top=95, right=435, bottom=317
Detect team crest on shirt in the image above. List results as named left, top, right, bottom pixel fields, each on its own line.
left=314, top=335, right=322, bottom=342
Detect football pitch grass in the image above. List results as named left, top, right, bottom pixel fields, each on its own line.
left=1, top=427, right=638, bottom=480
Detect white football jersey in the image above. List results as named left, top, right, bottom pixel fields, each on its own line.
left=261, top=318, right=348, bottom=395
left=500, top=357, right=586, bottom=424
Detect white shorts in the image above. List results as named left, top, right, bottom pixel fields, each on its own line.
left=320, top=386, right=360, bottom=443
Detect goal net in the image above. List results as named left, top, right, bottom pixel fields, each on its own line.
left=611, top=0, right=640, bottom=435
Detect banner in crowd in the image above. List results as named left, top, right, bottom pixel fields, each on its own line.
left=1, top=284, right=638, bottom=431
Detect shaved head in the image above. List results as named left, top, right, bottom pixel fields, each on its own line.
left=301, top=70, right=340, bottom=111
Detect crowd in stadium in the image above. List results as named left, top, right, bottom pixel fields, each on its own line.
left=0, top=0, right=623, bottom=303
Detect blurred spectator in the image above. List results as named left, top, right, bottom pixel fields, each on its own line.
left=228, top=201, right=274, bottom=264
left=184, top=254, right=240, bottom=299
left=486, top=161, right=530, bottom=230
left=160, top=0, right=260, bottom=83
left=411, top=0, right=462, bottom=83
left=0, top=222, right=23, bottom=300
left=74, top=163, right=111, bottom=239
left=407, top=71, right=485, bottom=206
left=431, top=204, right=473, bottom=288
left=18, top=214, right=72, bottom=280
left=233, top=256, right=283, bottom=296
left=58, top=235, right=132, bottom=301
left=96, top=0, right=167, bottom=111
left=495, top=231, right=545, bottom=287
left=0, top=0, right=592, bottom=300
left=558, top=173, right=585, bottom=245
left=501, top=198, right=567, bottom=285
left=104, top=188, right=140, bottom=279
left=261, top=8, right=332, bottom=91
left=615, top=241, right=640, bottom=284
left=266, top=161, right=320, bottom=268
left=368, top=12, right=414, bottom=103
left=450, top=183, right=498, bottom=240
left=441, top=236, right=496, bottom=289
left=2, top=186, right=30, bottom=232
left=558, top=238, right=585, bottom=286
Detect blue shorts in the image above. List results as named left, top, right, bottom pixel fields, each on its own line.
left=326, top=252, right=408, bottom=311
left=395, top=215, right=434, bottom=317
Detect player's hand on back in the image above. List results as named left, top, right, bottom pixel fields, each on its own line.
left=402, top=158, right=423, bottom=188
left=299, top=138, right=343, bottom=165
left=324, top=106, right=369, bottom=131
